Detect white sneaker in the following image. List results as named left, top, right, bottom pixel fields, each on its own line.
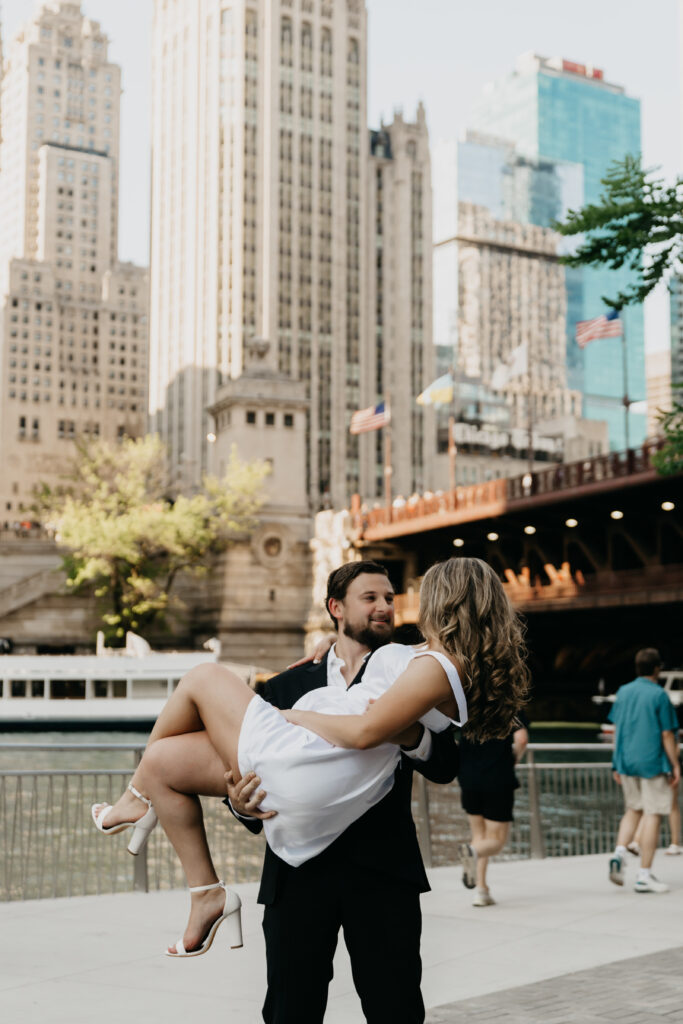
left=608, top=854, right=625, bottom=886
left=665, top=844, right=682, bottom=856
left=634, top=874, right=669, bottom=893
left=472, top=889, right=495, bottom=907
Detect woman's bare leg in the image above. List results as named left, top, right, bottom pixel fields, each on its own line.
left=141, top=731, right=235, bottom=952
left=468, top=815, right=489, bottom=890
left=96, top=664, right=255, bottom=827
left=469, top=816, right=510, bottom=891
left=93, top=665, right=257, bottom=951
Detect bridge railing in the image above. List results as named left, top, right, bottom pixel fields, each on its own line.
left=3, top=742, right=681, bottom=900
left=356, top=440, right=664, bottom=534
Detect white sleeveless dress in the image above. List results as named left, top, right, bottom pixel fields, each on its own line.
left=237, top=643, right=467, bottom=867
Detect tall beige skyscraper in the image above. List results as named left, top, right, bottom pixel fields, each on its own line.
left=151, top=0, right=432, bottom=510
left=365, top=108, right=434, bottom=500
left=0, top=3, right=149, bottom=519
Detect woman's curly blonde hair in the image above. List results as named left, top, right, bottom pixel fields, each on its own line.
left=418, top=556, right=530, bottom=741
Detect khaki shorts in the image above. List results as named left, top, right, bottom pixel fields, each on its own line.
left=621, top=774, right=674, bottom=816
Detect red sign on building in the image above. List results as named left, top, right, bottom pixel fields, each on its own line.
left=562, top=59, right=604, bottom=80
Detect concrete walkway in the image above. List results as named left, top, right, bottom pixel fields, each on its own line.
left=2, top=852, right=683, bottom=1023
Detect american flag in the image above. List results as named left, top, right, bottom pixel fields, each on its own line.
left=575, top=309, right=623, bottom=348
left=349, top=401, right=391, bottom=435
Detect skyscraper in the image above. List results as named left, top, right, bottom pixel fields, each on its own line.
left=0, top=3, right=149, bottom=518
left=149, top=0, right=433, bottom=510
left=472, top=53, right=645, bottom=449
left=433, top=133, right=582, bottom=434
left=366, top=108, right=434, bottom=500
left=669, top=274, right=683, bottom=388
left=149, top=0, right=364, bottom=507
left=646, top=349, right=672, bottom=438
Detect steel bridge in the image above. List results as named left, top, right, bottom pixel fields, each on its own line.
left=348, top=442, right=683, bottom=713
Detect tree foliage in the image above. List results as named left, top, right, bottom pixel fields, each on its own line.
left=554, top=154, right=683, bottom=308
left=37, top=435, right=269, bottom=641
left=652, top=389, right=683, bottom=477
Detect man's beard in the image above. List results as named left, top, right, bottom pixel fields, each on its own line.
left=342, top=618, right=393, bottom=651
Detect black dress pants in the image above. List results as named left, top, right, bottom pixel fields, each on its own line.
left=262, top=858, right=424, bottom=1024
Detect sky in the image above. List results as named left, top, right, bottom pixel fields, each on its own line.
left=2, top=0, right=681, bottom=349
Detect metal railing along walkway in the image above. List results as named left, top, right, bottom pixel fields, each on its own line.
left=1, top=742, right=680, bottom=901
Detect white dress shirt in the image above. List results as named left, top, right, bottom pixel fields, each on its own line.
left=327, top=643, right=433, bottom=761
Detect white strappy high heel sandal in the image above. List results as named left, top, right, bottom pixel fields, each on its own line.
left=91, top=783, right=158, bottom=856
left=166, top=880, right=243, bottom=958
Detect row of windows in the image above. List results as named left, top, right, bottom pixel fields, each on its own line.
left=244, top=409, right=295, bottom=428
left=36, top=55, right=110, bottom=80
left=56, top=419, right=100, bottom=440
left=9, top=389, right=140, bottom=413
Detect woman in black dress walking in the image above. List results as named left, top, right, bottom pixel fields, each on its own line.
left=458, top=713, right=529, bottom=905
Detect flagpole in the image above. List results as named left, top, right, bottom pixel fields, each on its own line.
left=527, top=341, right=534, bottom=474
left=384, top=393, right=392, bottom=513
left=448, top=414, right=456, bottom=495
left=448, top=359, right=459, bottom=497
left=621, top=317, right=630, bottom=451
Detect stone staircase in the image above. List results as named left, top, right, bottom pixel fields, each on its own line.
left=0, top=566, right=64, bottom=621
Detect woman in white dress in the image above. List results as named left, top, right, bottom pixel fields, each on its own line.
left=91, top=557, right=529, bottom=956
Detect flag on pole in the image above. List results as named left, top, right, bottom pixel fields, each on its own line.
left=349, top=401, right=391, bottom=434
left=416, top=373, right=454, bottom=406
left=490, top=342, right=528, bottom=391
left=575, top=309, right=622, bottom=348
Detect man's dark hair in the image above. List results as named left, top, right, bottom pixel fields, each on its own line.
left=325, top=560, right=390, bottom=629
left=635, top=648, right=662, bottom=677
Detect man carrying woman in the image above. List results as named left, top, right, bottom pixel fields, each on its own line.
left=91, top=557, right=530, bottom=1022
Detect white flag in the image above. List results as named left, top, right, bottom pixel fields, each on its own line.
left=491, top=342, right=528, bottom=390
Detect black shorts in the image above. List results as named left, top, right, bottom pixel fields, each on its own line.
left=460, top=784, right=515, bottom=823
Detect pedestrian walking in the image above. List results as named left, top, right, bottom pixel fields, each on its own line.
left=608, top=648, right=680, bottom=893
left=458, top=713, right=529, bottom=906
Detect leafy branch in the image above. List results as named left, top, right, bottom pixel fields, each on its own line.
left=553, top=154, right=683, bottom=308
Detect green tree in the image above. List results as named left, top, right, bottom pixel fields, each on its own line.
left=37, top=435, right=269, bottom=642
left=555, top=155, right=683, bottom=473
left=652, top=389, right=683, bottom=476
left=554, top=154, right=683, bottom=308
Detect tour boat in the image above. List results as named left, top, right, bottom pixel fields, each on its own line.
left=0, top=633, right=259, bottom=727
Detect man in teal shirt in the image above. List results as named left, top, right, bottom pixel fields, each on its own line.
left=608, top=648, right=680, bottom=893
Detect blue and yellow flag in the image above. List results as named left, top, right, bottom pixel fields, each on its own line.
left=416, top=373, right=454, bottom=406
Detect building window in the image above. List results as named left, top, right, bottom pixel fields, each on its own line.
left=246, top=410, right=257, bottom=425
left=284, top=413, right=294, bottom=428
left=265, top=412, right=275, bottom=426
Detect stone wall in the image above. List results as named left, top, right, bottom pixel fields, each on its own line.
left=0, top=527, right=314, bottom=669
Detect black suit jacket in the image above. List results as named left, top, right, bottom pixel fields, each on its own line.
left=227, top=651, right=459, bottom=905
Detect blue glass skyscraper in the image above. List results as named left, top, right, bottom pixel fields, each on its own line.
left=472, top=54, right=645, bottom=449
